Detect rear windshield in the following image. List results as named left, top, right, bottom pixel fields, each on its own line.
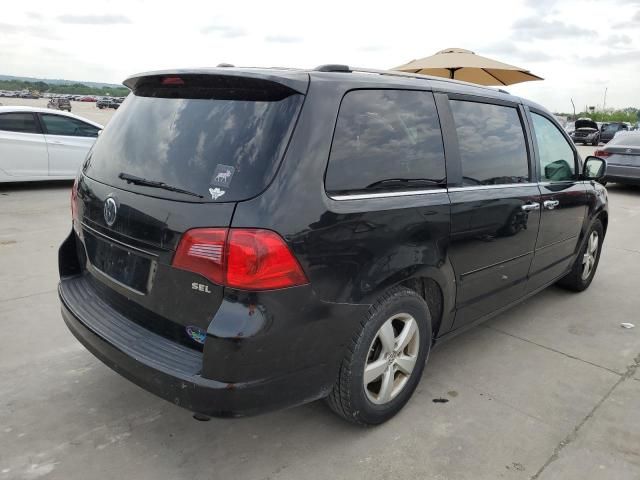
left=610, top=133, right=640, bottom=146
left=84, top=77, right=303, bottom=202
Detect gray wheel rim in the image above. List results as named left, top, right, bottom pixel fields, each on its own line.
left=363, top=313, right=420, bottom=405
left=582, top=231, right=599, bottom=280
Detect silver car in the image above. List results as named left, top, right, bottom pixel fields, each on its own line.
left=595, top=131, right=640, bottom=186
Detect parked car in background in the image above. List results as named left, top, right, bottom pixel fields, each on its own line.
left=79, top=96, right=97, bottom=102
left=0, top=106, right=102, bottom=182
left=596, top=131, right=640, bottom=186
left=570, top=118, right=600, bottom=145
left=47, top=97, right=72, bottom=112
left=96, top=98, right=120, bottom=109
left=58, top=66, right=608, bottom=425
left=600, top=122, right=628, bottom=143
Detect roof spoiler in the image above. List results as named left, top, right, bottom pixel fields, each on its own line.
left=124, top=68, right=309, bottom=95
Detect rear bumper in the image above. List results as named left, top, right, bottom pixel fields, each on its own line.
left=59, top=274, right=367, bottom=417
left=604, top=165, right=640, bottom=185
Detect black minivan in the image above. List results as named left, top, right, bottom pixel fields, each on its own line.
left=59, top=66, right=609, bottom=425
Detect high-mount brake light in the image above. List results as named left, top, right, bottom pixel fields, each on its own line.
left=172, top=228, right=308, bottom=290
left=161, top=76, right=185, bottom=86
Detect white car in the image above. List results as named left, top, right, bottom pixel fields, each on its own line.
left=0, top=106, right=103, bottom=182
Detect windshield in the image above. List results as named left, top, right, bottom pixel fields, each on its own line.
left=84, top=85, right=303, bottom=202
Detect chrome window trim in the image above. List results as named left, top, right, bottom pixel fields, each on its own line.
left=330, top=188, right=448, bottom=201
left=447, top=182, right=538, bottom=192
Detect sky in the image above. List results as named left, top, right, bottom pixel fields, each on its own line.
left=2, top=0, right=639, bottom=112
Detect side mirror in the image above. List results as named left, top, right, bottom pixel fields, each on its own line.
left=583, top=156, right=606, bottom=180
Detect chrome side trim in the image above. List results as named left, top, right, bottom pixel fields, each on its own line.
left=448, top=182, right=537, bottom=192
left=330, top=188, right=448, bottom=201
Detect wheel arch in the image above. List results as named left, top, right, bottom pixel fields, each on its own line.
left=361, top=264, right=457, bottom=342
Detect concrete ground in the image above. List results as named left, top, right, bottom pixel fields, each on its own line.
left=1, top=130, right=639, bottom=478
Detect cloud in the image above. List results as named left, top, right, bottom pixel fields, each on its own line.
left=358, top=45, right=387, bottom=53
left=578, top=50, right=640, bottom=66
left=606, top=34, right=633, bottom=47
left=0, top=22, right=58, bottom=40
left=512, top=17, right=596, bottom=40
left=264, top=35, right=302, bottom=43
left=27, top=12, right=43, bottom=20
left=57, top=14, right=131, bottom=25
left=482, top=42, right=552, bottom=63
left=201, top=24, right=246, bottom=38
left=613, top=10, right=640, bottom=28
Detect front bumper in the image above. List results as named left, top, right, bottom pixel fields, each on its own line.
left=59, top=274, right=364, bottom=417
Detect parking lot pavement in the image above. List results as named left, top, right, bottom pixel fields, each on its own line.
left=1, top=179, right=639, bottom=480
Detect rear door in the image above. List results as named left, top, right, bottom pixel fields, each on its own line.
left=39, top=113, right=100, bottom=177
left=0, top=112, right=48, bottom=178
left=526, top=109, right=588, bottom=292
left=442, top=95, right=541, bottom=327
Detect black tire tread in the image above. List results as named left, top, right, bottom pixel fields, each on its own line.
left=326, top=286, right=425, bottom=426
left=557, top=219, right=603, bottom=292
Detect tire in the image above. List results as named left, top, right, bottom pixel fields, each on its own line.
left=326, top=286, right=431, bottom=425
left=557, top=219, right=604, bottom=292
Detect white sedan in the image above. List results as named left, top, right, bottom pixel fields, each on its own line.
left=0, top=106, right=103, bottom=182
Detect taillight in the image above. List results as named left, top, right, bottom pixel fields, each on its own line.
left=173, top=229, right=228, bottom=284
left=594, top=150, right=611, bottom=158
left=71, top=176, right=79, bottom=223
left=172, top=228, right=308, bottom=290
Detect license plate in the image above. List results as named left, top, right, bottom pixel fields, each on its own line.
left=84, top=232, right=152, bottom=292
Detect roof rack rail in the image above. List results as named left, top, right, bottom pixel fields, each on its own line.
left=312, top=65, right=506, bottom=94
left=314, top=64, right=351, bottom=72
left=216, top=63, right=235, bottom=68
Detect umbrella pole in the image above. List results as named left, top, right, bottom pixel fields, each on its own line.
left=448, top=68, right=461, bottom=79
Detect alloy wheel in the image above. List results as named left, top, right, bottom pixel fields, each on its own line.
left=582, top=231, right=599, bottom=280
left=363, top=313, right=420, bottom=405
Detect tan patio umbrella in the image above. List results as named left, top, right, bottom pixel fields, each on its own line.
left=392, top=48, right=543, bottom=86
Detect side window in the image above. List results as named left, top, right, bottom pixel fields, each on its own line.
left=325, top=90, right=446, bottom=194
left=0, top=113, right=39, bottom=133
left=530, top=113, right=576, bottom=182
left=41, top=114, right=99, bottom=137
left=449, top=100, right=529, bottom=186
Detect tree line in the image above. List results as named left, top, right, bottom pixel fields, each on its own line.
left=0, top=79, right=129, bottom=97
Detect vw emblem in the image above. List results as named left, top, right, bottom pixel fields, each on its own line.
left=103, top=197, right=118, bottom=226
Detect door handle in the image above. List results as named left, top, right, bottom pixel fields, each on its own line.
left=544, top=200, right=560, bottom=210
left=521, top=202, right=540, bottom=211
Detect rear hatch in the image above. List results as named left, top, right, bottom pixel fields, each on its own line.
left=74, top=70, right=307, bottom=348
left=604, top=136, right=640, bottom=166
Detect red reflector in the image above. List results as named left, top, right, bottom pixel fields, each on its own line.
left=173, top=229, right=228, bottom=284
left=172, top=228, right=308, bottom=290
left=161, top=76, right=185, bottom=86
left=594, top=150, right=611, bottom=158
left=71, top=176, right=79, bottom=223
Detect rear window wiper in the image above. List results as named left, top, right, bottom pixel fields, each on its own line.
left=118, top=172, right=203, bottom=198
left=365, top=178, right=445, bottom=190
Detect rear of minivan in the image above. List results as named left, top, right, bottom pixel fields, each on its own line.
left=58, top=69, right=366, bottom=416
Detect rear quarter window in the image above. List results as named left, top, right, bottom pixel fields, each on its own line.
left=325, top=89, right=446, bottom=194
